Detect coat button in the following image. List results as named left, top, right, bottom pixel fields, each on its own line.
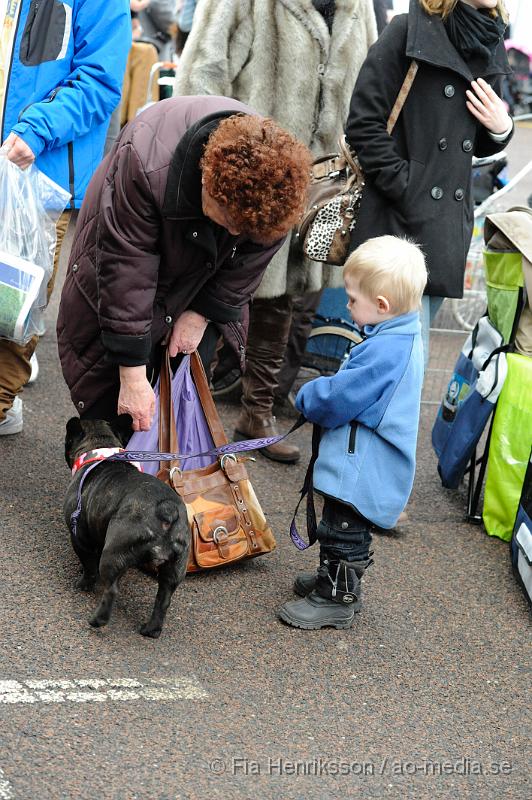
left=317, top=63, right=326, bottom=75
left=77, top=400, right=84, bottom=410
left=72, top=263, right=78, bottom=272
left=206, top=261, right=213, bottom=270
left=165, top=315, right=173, bottom=324
left=444, top=84, right=455, bottom=98
left=431, top=186, right=444, bottom=200
left=438, top=137, right=448, bottom=151
left=341, top=521, right=349, bottom=529
left=192, top=231, right=198, bottom=238
left=454, top=188, right=464, bottom=201
left=462, top=139, right=473, bottom=152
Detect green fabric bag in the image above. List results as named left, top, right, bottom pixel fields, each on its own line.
left=483, top=353, right=532, bottom=541
left=484, top=250, right=524, bottom=344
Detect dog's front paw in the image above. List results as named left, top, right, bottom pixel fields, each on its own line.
left=139, top=623, right=162, bottom=639
left=89, top=613, right=109, bottom=629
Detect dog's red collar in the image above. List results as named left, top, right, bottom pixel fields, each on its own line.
left=71, top=448, right=143, bottom=476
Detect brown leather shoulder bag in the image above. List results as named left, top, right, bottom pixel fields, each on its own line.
left=156, top=350, right=277, bottom=572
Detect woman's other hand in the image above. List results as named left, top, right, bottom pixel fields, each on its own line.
left=466, top=78, right=512, bottom=135
left=168, top=310, right=208, bottom=357
left=118, top=366, right=156, bottom=431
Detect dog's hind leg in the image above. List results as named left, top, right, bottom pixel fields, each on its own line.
left=75, top=552, right=100, bottom=592
left=71, top=532, right=100, bottom=591
left=89, top=557, right=125, bottom=628
left=140, top=561, right=182, bottom=639
left=89, top=576, right=120, bottom=628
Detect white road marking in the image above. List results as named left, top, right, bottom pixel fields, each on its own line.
left=0, top=768, right=14, bottom=799
left=0, top=676, right=207, bottom=705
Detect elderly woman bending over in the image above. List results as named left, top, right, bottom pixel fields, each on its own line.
left=57, top=95, right=312, bottom=432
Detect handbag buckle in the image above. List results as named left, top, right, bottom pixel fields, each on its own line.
left=212, top=526, right=229, bottom=545
left=220, top=453, right=237, bottom=471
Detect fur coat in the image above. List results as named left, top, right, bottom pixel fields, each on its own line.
left=174, top=0, right=377, bottom=298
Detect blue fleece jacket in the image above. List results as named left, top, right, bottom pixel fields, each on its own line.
left=296, top=312, right=424, bottom=528
left=2, top=0, right=130, bottom=207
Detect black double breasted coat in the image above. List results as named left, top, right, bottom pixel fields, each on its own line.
left=346, top=0, right=512, bottom=298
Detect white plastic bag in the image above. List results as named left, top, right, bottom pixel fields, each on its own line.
left=0, top=156, right=71, bottom=344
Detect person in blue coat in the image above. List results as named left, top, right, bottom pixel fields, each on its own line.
left=0, top=0, right=131, bottom=435
left=279, top=235, right=428, bottom=630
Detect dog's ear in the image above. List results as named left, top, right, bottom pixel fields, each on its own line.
left=112, top=414, right=134, bottom=446
left=66, top=417, right=83, bottom=437
left=65, top=416, right=83, bottom=466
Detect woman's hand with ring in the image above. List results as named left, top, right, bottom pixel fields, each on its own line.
left=168, top=310, right=208, bottom=357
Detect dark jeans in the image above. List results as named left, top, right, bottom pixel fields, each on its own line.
left=81, top=322, right=220, bottom=424
left=317, top=497, right=373, bottom=562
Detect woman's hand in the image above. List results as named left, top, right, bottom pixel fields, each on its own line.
left=466, top=78, right=512, bottom=135
left=1, top=133, right=35, bottom=169
left=168, top=310, right=208, bottom=357
left=130, top=0, right=150, bottom=12
left=118, top=366, right=156, bottom=432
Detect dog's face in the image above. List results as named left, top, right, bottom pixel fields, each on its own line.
left=64, top=415, right=133, bottom=468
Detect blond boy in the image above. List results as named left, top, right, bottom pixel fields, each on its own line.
left=279, top=236, right=428, bottom=629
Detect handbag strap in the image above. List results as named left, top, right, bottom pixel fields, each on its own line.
left=189, top=350, right=228, bottom=448
left=386, top=60, right=418, bottom=135
left=158, top=349, right=180, bottom=471
left=338, top=61, right=417, bottom=173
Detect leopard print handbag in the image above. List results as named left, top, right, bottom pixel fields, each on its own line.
left=297, top=61, right=418, bottom=266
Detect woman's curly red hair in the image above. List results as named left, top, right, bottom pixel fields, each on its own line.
left=201, top=115, right=312, bottom=242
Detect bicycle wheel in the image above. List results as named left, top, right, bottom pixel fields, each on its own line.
left=451, top=249, right=487, bottom=331
left=302, top=325, right=362, bottom=375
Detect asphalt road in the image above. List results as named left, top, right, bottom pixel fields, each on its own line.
left=0, top=128, right=530, bottom=800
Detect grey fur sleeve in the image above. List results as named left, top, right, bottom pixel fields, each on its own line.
left=173, top=0, right=250, bottom=98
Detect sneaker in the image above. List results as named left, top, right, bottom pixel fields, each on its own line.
left=0, top=396, right=23, bottom=435
left=27, top=354, right=39, bottom=385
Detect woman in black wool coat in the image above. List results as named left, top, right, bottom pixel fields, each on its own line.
left=346, top=0, right=513, bottom=360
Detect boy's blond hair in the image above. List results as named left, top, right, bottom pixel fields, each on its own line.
left=343, top=236, right=428, bottom=315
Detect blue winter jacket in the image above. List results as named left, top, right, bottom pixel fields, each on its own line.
left=3, top=0, right=131, bottom=208
left=296, top=312, right=424, bottom=528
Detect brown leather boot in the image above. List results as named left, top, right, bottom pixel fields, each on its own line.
left=234, top=411, right=300, bottom=463
left=236, top=296, right=300, bottom=464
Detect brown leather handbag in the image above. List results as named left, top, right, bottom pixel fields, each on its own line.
left=156, top=350, right=277, bottom=573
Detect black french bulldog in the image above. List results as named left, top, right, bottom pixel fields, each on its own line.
left=63, top=416, right=190, bottom=638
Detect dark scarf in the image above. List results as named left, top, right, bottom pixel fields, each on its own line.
left=313, top=0, right=336, bottom=33
left=444, top=2, right=506, bottom=64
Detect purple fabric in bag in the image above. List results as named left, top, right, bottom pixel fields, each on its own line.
left=127, top=356, right=216, bottom=475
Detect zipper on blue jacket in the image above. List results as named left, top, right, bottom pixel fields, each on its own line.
left=67, top=141, right=75, bottom=209
left=67, top=80, right=75, bottom=208
left=18, top=87, right=62, bottom=123
left=348, top=422, right=357, bottom=454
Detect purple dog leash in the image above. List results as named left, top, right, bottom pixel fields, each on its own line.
left=70, top=416, right=310, bottom=542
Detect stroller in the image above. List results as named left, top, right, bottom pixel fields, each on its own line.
left=432, top=206, right=532, bottom=540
